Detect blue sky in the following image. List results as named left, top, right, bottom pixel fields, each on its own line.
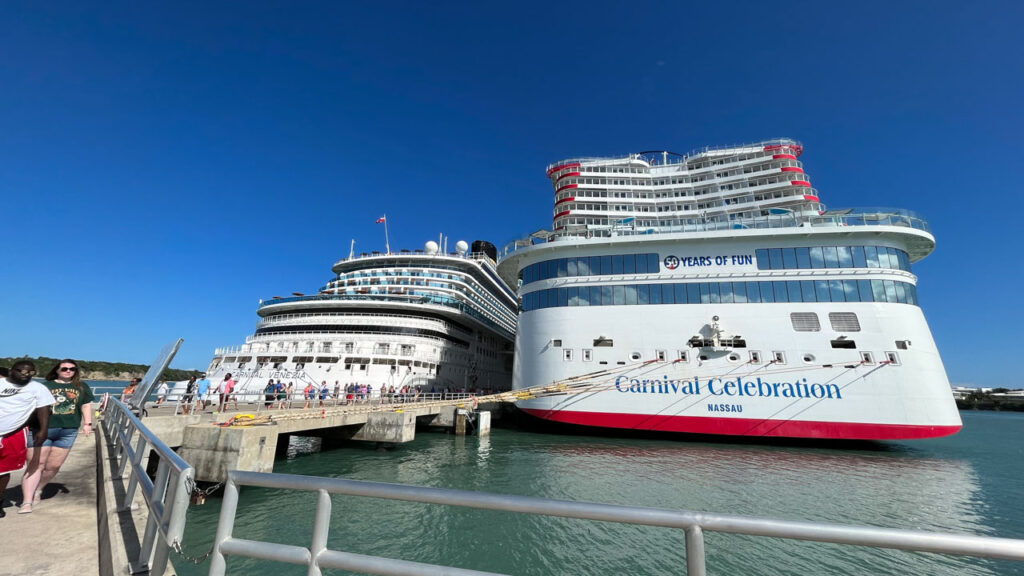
left=1, top=2, right=1020, bottom=387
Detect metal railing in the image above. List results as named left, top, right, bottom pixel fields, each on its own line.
left=101, top=398, right=195, bottom=576
left=499, top=208, right=932, bottom=260
left=209, top=471, right=1024, bottom=576
left=148, top=389, right=482, bottom=415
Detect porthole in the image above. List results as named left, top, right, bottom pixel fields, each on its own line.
left=699, top=354, right=709, bottom=361
left=629, top=352, right=642, bottom=362
left=802, top=354, right=816, bottom=364
left=727, top=353, right=741, bottom=363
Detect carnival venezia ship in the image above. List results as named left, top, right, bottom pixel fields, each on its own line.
left=496, top=139, right=961, bottom=440
left=207, top=240, right=516, bottom=395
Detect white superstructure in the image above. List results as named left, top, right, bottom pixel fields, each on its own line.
left=497, top=139, right=961, bottom=440
left=207, top=241, right=516, bottom=396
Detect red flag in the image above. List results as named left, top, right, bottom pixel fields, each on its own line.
left=375, top=216, right=386, bottom=223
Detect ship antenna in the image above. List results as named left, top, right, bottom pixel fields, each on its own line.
left=348, top=239, right=355, bottom=260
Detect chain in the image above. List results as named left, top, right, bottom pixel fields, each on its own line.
left=170, top=539, right=216, bottom=565
left=184, top=476, right=225, bottom=500
left=168, top=477, right=228, bottom=564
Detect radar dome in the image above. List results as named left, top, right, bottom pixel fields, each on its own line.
left=455, top=240, right=469, bottom=255
left=424, top=241, right=439, bottom=255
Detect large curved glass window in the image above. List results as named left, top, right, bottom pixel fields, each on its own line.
left=755, top=246, right=910, bottom=272
left=521, top=279, right=919, bottom=311
left=520, top=253, right=660, bottom=286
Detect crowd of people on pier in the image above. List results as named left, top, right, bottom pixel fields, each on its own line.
left=0, top=358, right=494, bottom=519
left=0, top=359, right=94, bottom=518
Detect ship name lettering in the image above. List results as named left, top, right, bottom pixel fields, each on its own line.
left=614, top=376, right=841, bottom=400
left=707, top=403, right=742, bottom=413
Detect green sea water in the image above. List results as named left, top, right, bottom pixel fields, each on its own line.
left=165, top=410, right=1024, bottom=575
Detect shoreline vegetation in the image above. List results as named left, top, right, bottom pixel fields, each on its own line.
left=0, top=355, right=202, bottom=382
left=956, top=389, right=1024, bottom=412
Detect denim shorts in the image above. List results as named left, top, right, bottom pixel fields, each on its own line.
left=38, top=427, right=79, bottom=449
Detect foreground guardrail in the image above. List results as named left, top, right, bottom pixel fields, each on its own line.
left=102, top=398, right=195, bottom=576
left=209, top=471, right=1024, bottom=576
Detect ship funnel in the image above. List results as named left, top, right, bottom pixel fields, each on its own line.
left=471, top=240, right=497, bottom=262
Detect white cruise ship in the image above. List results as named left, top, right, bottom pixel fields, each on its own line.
left=496, top=139, right=962, bottom=440
left=207, top=240, right=516, bottom=396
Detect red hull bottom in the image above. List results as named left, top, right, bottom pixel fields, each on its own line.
left=521, top=409, right=962, bottom=440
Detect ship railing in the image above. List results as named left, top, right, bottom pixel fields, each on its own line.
left=208, top=472, right=1024, bottom=576
left=153, top=388, right=482, bottom=415
left=331, top=249, right=497, bottom=269
left=499, top=208, right=931, bottom=260
left=255, top=293, right=516, bottom=337
left=547, top=139, right=804, bottom=172
left=100, top=398, right=194, bottom=576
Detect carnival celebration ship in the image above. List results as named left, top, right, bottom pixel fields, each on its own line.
left=206, top=240, right=516, bottom=396
left=496, top=139, right=961, bottom=440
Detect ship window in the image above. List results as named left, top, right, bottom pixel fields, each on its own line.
left=656, top=350, right=666, bottom=362
left=583, top=349, right=593, bottom=362
left=809, top=246, right=825, bottom=268
left=552, top=339, right=562, bottom=347
left=796, top=247, right=811, bottom=269
left=791, top=312, right=821, bottom=332
left=728, top=353, right=741, bottom=363
left=599, top=361, right=608, bottom=365
left=830, top=339, right=856, bottom=349
left=563, top=349, right=573, bottom=361
left=829, top=313, right=861, bottom=332
left=782, top=248, right=798, bottom=269
left=773, top=351, right=786, bottom=364
left=750, top=351, right=762, bottom=364
left=629, top=352, right=642, bottom=361
left=803, top=354, right=816, bottom=364
left=861, top=352, right=875, bottom=365
left=678, top=350, right=689, bottom=362
left=886, top=352, right=901, bottom=365
left=896, top=340, right=910, bottom=350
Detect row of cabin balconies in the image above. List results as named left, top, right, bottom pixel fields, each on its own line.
left=554, top=170, right=809, bottom=205
left=324, top=271, right=516, bottom=312
left=257, top=313, right=449, bottom=332
left=560, top=158, right=802, bottom=189
left=555, top=187, right=816, bottom=218
left=316, top=277, right=516, bottom=327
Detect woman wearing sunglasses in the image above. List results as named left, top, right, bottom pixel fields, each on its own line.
left=19, top=359, right=95, bottom=512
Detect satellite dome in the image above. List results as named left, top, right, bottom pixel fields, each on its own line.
left=424, top=241, right=439, bottom=255
left=455, top=240, right=469, bottom=255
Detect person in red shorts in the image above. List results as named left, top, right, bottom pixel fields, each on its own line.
left=0, top=360, right=55, bottom=517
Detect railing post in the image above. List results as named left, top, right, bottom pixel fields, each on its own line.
left=136, top=458, right=171, bottom=573
left=307, top=489, right=332, bottom=576
left=117, top=416, right=135, bottom=475
left=685, top=525, right=706, bottom=576
left=123, top=434, right=148, bottom=508
left=210, top=473, right=241, bottom=576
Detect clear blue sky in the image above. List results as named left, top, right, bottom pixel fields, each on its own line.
left=1, top=2, right=1020, bottom=387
